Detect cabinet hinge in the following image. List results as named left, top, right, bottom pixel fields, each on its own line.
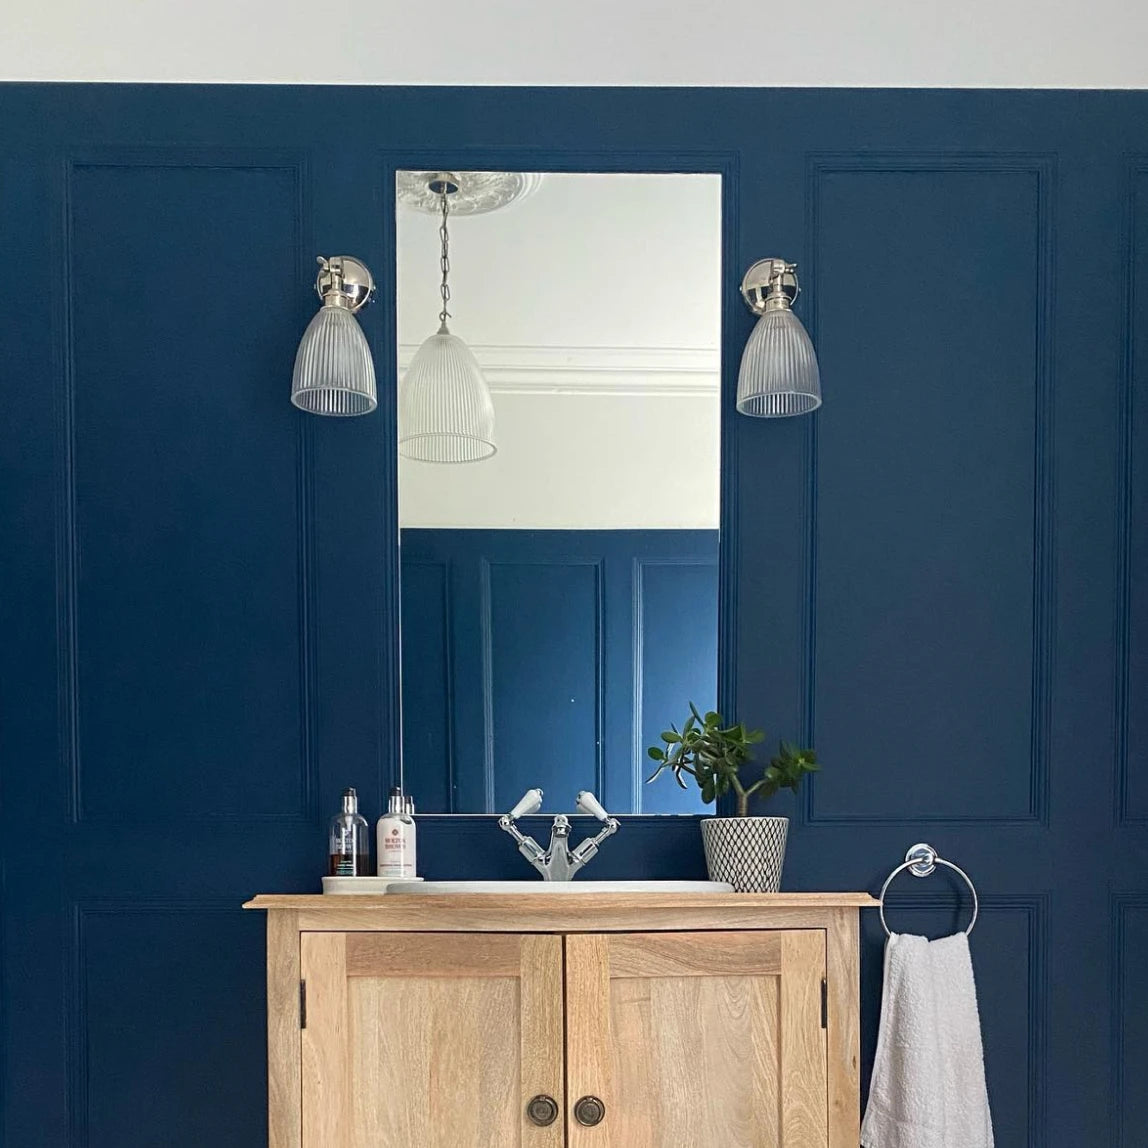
left=820, top=978, right=828, bottom=1029
left=299, top=980, right=307, bottom=1030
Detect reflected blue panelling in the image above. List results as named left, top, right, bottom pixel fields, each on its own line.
left=636, top=558, right=718, bottom=814
left=400, top=529, right=718, bottom=813
left=398, top=560, right=453, bottom=812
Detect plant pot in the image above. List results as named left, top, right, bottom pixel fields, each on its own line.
left=700, top=816, right=789, bottom=893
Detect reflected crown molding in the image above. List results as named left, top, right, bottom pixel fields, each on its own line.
left=397, top=343, right=720, bottom=397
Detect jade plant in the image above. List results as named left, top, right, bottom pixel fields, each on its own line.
left=646, top=702, right=820, bottom=818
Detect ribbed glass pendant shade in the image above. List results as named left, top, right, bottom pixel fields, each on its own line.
left=736, top=308, right=822, bottom=418
left=399, top=328, right=497, bottom=462
left=291, top=304, right=377, bottom=417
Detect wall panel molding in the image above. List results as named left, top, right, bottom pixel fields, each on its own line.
left=881, top=892, right=1048, bottom=1146
left=1114, top=157, right=1148, bottom=828
left=1111, top=891, right=1148, bottom=1145
left=801, top=152, right=1057, bottom=826
left=53, top=149, right=317, bottom=825
left=65, top=897, right=244, bottom=1147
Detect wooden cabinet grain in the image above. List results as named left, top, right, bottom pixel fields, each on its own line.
left=300, top=932, right=563, bottom=1147
left=246, top=893, right=877, bottom=1148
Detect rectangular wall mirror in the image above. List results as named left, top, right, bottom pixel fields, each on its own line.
left=396, top=170, right=722, bottom=814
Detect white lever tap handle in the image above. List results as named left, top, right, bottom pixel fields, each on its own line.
left=507, top=788, right=544, bottom=820
left=576, top=790, right=610, bottom=822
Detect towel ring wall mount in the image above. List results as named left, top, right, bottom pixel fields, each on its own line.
left=878, top=843, right=979, bottom=938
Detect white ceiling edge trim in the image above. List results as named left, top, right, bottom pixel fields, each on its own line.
left=7, top=79, right=1148, bottom=88
left=396, top=343, right=721, bottom=396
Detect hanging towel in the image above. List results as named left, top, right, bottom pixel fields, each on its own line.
left=861, top=932, right=994, bottom=1148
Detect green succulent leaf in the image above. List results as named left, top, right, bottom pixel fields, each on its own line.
left=645, top=701, right=822, bottom=815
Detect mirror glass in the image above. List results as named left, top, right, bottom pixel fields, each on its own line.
left=397, top=170, right=721, bottom=814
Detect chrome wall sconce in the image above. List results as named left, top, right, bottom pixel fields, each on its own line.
left=736, top=258, right=822, bottom=417
left=291, top=256, right=377, bottom=417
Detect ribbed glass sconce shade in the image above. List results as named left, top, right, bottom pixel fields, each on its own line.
left=399, top=329, right=497, bottom=463
left=736, top=308, right=822, bottom=417
left=291, top=305, right=377, bottom=417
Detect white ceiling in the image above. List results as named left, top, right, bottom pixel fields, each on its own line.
left=3, top=0, right=1146, bottom=87
left=396, top=173, right=721, bottom=359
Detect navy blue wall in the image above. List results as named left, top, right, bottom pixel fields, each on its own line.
left=400, top=528, right=717, bottom=815
left=1, top=85, right=1146, bottom=1146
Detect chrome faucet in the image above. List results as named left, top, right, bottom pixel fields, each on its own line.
left=498, top=788, right=620, bottom=881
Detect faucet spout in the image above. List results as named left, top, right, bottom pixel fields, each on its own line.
left=541, top=815, right=577, bottom=881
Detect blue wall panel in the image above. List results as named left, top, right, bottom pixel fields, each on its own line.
left=1115, top=897, right=1148, bottom=1146
left=67, top=158, right=313, bottom=824
left=864, top=897, right=1042, bottom=1146
left=74, top=903, right=266, bottom=1147
left=808, top=158, right=1049, bottom=824
left=1120, top=165, right=1148, bottom=827
left=0, top=84, right=1145, bottom=1147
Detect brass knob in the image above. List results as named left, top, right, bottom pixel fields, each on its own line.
left=574, top=1095, right=606, bottom=1126
left=526, top=1094, right=559, bottom=1127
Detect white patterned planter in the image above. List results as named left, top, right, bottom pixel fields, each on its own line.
left=700, top=816, right=789, bottom=893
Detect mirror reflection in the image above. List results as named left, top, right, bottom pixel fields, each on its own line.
left=397, top=170, right=721, bottom=814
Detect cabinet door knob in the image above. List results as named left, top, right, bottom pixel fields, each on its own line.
left=526, top=1094, right=559, bottom=1126
left=574, top=1095, right=606, bottom=1126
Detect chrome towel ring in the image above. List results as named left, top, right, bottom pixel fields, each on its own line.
left=878, top=843, right=979, bottom=938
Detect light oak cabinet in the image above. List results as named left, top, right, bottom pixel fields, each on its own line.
left=246, top=893, right=876, bottom=1148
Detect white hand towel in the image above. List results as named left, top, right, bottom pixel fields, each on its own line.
left=861, top=932, right=994, bottom=1148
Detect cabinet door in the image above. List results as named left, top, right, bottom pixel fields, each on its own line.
left=300, top=932, right=564, bottom=1148
left=565, top=931, right=828, bottom=1148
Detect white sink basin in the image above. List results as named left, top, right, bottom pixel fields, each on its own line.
left=385, top=880, right=733, bottom=895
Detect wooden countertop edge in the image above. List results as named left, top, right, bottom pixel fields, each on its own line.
left=243, top=892, right=881, bottom=911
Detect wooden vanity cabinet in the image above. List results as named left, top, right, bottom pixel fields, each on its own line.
left=245, top=893, right=877, bottom=1148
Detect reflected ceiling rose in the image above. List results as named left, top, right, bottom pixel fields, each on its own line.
left=396, top=170, right=544, bottom=216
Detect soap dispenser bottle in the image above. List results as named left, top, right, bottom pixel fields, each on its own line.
left=377, top=787, right=416, bottom=878
left=328, top=787, right=371, bottom=876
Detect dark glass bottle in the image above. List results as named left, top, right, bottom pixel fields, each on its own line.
left=328, top=787, right=371, bottom=877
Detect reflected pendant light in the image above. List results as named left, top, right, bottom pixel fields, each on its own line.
left=291, top=256, right=377, bottom=416
left=736, top=258, right=822, bottom=417
left=399, top=174, right=497, bottom=463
